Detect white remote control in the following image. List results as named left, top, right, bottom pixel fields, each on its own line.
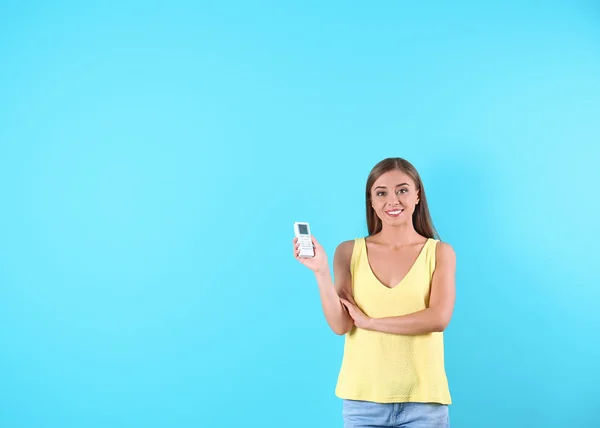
left=294, top=221, right=315, bottom=258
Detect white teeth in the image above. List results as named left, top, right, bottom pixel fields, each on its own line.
left=387, top=210, right=403, bottom=215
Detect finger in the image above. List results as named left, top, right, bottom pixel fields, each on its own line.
left=310, top=235, right=323, bottom=249
left=342, top=292, right=356, bottom=304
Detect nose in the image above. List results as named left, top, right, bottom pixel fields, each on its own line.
left=387, top=195, right=400, bottom=206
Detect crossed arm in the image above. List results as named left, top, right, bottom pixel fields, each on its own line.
left=339, top=242, right=456, bottom=335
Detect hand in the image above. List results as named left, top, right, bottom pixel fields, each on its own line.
left=293, top=235, right=328, bottom=274
left=340, top=298, right=372, bottom=330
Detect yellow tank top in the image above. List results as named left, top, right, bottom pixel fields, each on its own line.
left=335, top=237, right=451, bottom=404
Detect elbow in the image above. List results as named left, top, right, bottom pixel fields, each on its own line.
left=332, top=326, right=348, bottom=335
left=332, top=320, right=354, bottom=336
left=436, top=319, right=451, bottom=333
left=433, top=323, right=446, bottom=333
left=432, top=312, right=451, bottom=332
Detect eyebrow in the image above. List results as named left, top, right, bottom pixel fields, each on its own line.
left=374, top=183, right=410, bottom=190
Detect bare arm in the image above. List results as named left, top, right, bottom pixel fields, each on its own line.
left=314, top=240, right=355, bottom=335
left=294, top=237, right=354, bottom=335
left=341, top=242, right=456, bottom=335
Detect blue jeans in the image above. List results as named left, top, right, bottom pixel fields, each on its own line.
left=342, top=399, right=449, bottom=428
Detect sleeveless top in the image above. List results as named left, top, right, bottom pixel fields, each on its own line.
left=335, top=237, right=451, bottom=404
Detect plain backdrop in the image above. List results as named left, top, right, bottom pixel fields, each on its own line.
left=1, top=1, right=599, bottom=427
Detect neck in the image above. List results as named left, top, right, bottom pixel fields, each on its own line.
left=375, top=223, right=422, bottom=247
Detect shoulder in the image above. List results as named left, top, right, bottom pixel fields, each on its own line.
left=333, top=239, right=358, bottom=270
left=435, top=241, right=456, bottom=264
left=335, top=239, right=356, bottom=259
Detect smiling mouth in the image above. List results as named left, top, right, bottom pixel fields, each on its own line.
left=385, top=209, right=404, bottom=217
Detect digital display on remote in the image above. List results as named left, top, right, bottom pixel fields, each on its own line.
left=298, top=224, right=309, bottom=235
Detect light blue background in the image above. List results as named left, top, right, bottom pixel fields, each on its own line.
left=1, top=1, right=599, bottom=427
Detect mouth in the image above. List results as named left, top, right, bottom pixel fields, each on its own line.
left=384, top=209, right=404, bottom=218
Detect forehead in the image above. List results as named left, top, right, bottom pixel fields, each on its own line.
left=372, top=169, right=414, bottom=189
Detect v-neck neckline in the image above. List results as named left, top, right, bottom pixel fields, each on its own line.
left=362, top=237, right=431, bottom=290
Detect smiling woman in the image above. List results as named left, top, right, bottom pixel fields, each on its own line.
left=293, top=157, right=456, bottom=428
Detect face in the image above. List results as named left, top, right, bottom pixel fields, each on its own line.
left=370, top=169, right=420, bottom=225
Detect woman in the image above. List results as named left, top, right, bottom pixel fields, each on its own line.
left=293, top=157, right=455, bottom=428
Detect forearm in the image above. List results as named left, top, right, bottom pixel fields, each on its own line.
left=364, top=308, right=445, bottom=335
left=314, top=269, right=354, bottom=335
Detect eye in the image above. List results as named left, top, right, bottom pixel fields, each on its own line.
left=397, top=188, right=408, bottom=195
left=376, top=191, right=386, bottom=196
